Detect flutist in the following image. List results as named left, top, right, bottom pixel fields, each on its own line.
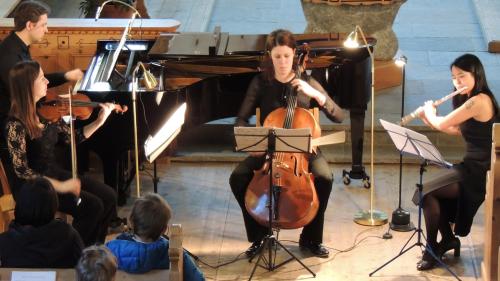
left=412, top=54, right=499, bottom=271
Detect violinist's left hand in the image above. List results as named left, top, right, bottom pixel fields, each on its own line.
left=291, top=78, right=326, bottom=106
left=96, top=102, right=116, bottom=125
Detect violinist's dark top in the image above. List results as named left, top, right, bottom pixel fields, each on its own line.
left=4, top=117, right=85, bottom=180
left=235, top=73, right=344, bottom=126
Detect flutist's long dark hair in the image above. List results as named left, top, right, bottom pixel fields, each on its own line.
left=451, top=54, right=499, bottom=117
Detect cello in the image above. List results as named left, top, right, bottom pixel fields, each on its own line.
left=244, top=49, right=320, bottom=229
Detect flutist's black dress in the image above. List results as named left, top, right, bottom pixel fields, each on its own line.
left=412, top=116, right=494, bottom=236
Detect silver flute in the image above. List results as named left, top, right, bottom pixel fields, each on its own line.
left=399, top=87, right=468, bottom=126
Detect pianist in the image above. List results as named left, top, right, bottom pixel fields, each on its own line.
left=0, top=0, right=83, bottom=120
left=229, top=29, right=345, bottom=258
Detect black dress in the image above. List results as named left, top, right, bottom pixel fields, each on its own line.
left=412, top=116, right=493, bottom=236
left=230, top=73, right=344, bottom=244
left=3, top=117, right=117, bottom=245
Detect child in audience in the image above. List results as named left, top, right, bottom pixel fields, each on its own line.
left=0, top=177, right=83, bottom=268
left=106, top=193, right=204, bottom=280
left=76, top=245, right=117, bottom=281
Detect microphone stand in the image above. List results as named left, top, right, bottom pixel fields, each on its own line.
left=389, top=56, right=414, bottom=232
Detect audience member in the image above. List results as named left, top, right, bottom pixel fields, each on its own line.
left=0, top=177, right=83, bottom=268
left=76, top=245, right=117, bottom=281
left=106, top=193, right=205, bottom=280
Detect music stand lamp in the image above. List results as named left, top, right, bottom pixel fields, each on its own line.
left=95, top=0, right=145, bottom=198
left=389, top=55, right=414, bottom=232
left=234, top=127, right=316, bottom=280
left=344, top=26, right=388, bottom=226
left=131, top=62, right=158, bottom=197
left=370, top=120, right=460, bottom=280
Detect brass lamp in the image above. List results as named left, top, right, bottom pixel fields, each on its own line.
left=344, top=25, right=388, bottom=226
left=131, top=62, right=158, bottom=197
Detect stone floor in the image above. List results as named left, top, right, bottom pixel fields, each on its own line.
left=118, top=161, right=486, bottom=281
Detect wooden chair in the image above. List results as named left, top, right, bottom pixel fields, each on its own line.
left=0, top=156, right=69, bottom=230
left=482, top=123, right=500, bottom=281
left=0, top=224, right=185, bottom=281
left=0, top=159, right=15, bottom=233
left=255, top=107, right=319, bottom=127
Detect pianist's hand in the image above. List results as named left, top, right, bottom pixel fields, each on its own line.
left=64, top=68, right=84, bottom=82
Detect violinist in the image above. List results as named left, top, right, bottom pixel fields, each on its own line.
left=229, top=29, right=345, bottom=258
left=3, top=60, right=117, bottom=246
left=413, top=54, right=499, bottom=270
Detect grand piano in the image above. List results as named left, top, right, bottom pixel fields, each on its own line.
left=78, top=29, right=373, bottom=203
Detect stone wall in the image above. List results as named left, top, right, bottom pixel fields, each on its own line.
left=301, top=0, right=406, bottom=60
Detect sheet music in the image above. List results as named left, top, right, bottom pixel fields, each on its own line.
left=380, top=119, right=452, bottom=167
left=11, top=271, right=56, bottom=281
left=144, top=103, right=187, bottom=163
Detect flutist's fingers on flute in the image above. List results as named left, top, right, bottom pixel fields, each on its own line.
left=423, top=100, right=436, bottom=118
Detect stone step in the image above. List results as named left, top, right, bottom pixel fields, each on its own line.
left=472, top=0, right=500, bottom=52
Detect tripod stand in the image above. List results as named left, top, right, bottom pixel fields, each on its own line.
left=233, top=127, right=316, bottom=280
left=371, top=120, right=461, bottom=280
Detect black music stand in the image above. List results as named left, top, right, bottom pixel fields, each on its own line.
left=369, top=120, right=460, bottom=280
left=234, top=127, right=316, bottom=280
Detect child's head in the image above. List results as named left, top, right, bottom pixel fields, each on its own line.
left=129, top=193, right=172, bottom=241
left=15, top=177, right=58, bottom=227
left=76, top=245, right=117, bottom=281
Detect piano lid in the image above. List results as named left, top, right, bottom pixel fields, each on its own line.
left=148, top=32, right=266, bottom=58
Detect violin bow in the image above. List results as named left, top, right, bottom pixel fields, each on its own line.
left=68, top=86, right=81, bottom=205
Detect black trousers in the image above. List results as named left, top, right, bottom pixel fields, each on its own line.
left=57, top=175, right=117, bottom=246
left=229, top=152, right=333, bottom=244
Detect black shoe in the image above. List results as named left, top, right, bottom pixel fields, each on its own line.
left=299, top=239, right=329, bottom=258
left=417, top=248, right=437, bottom=271
left=438, top=237, right=461, bottom=258
left=245, top=241, right=262, bottom=257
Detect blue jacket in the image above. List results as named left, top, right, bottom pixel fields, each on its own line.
left=106, top=233, right=205, bottom=281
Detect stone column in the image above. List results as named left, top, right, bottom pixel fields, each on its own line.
left=301, top=1, right=406, bottom=60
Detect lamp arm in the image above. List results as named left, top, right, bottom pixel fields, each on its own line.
left=97, top=0, right=142, bottom=19
left=355, top=25, right=373, bottom=58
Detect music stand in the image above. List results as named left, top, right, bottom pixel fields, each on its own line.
left=234, top=126, right=315, bottom=280
left=369, top=120, right=460, bottom=280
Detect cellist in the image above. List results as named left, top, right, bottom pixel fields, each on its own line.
left=229, top=29, right=345, bottom=258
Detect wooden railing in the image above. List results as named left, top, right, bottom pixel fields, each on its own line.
left=482, top=123, right=500, bottom=281
left=302, top=0, right=397, bottom=5
left=0, top=224, right=184, bottom=280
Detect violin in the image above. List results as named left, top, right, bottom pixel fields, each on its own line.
left=37, top=89, right=128, bottom=122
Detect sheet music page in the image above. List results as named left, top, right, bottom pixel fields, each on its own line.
left=11, top=271, right=56, bottom=281
left=144, top=103, right=186, bottom=162
left=380, top=119, right=451, bottom=167
left=379, top=119, right=418, bottom=155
